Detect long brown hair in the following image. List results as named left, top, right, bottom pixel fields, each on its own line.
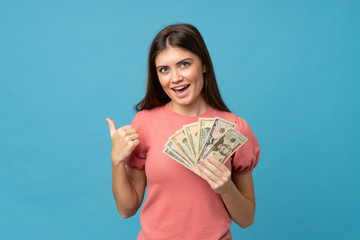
left=135, top=23, right=230, bottom=112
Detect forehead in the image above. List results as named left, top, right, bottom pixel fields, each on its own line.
left=155, top=46, right=198, bottom=66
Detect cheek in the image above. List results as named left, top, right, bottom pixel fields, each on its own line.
left=185, top=70, right=204, bottom=88
left=185, top=71, right=200, bottom=83
left=195, top=75, right=205, bottom=92
left=158, top=75, right=169, bottom=89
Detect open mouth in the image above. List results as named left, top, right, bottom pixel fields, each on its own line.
left=172, top=84, right=190, bottom=93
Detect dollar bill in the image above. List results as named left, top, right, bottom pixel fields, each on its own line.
left=169, top=129, right=195, bottom=165
left=202, top=128, right=248, bottom=164
left=196, top=118, right=215, bottom=158
left=163, top=141, right=198, bottom=174
left=196, top=117, right=236, bottom=164
left=183, top=122, right=199, bottom=159
left=163, top=117, right=249, bottom=176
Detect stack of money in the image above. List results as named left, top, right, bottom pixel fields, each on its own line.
left=163, top=117, right=248, bottom=176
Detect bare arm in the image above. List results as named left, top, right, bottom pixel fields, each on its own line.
left=198, top=158, right=256, bottom=228
left=106, top=118, right=146, bottom=218
left=220, top=172, right=255, bottom=228
left=112, top=163, right=146, bottom=218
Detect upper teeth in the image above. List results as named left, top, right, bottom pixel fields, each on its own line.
left=173, top=85, right=188, bottom=90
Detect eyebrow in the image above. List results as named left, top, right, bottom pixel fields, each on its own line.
left=156, top=57, right=193, bottom=69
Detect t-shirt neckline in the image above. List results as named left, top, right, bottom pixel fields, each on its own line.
left=162, top=103, right=216, bottom=120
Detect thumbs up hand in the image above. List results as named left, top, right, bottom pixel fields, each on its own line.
left=105, top=118, right=140, bottom=166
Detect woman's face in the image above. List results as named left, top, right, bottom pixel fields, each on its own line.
left=155, top=46, right=206, bottom=109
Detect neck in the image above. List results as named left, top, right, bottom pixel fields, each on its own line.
left=168, top=99, right=210, bottom=117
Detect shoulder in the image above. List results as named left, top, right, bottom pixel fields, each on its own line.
left=131, top=105, right=166, bottom=128
left=212, top=109, right=256, bottom=138
left=133, top=105, right=164, bottom=119
left=136, top=105, right=164, bottom=117
left=211, top=109, right=244, bottom=125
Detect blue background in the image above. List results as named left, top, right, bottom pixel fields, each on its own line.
left=1, top=0, right=359, bottom=239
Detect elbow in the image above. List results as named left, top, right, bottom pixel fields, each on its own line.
left=120, top=212, right=134, bottom=219
left=239, top=216, right=255, bottom=229
left=238, top=203, right=256, bottom=229
left=119, top=211, right=135, bottom=219
left=117, top=208, right=138, bottom=219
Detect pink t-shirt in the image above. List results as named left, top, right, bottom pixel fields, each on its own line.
left=126, top=104, right=260, bottom=240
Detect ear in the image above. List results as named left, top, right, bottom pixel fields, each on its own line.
left=202, top=65, right=206, bottom=74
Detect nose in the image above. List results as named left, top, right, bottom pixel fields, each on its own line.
left=171, top=69, right=183, bottom=84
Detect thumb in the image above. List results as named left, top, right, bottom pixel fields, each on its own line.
left=105, top=118, right=117, bottom=136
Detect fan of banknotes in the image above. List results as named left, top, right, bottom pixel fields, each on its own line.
left=163, top=117, right=248, bottom=175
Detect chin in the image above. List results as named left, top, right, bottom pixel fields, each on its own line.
left=174, top=98, right=194, bottom=106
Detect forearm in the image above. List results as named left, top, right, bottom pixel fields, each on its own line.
left=112, top=163, right=140, bottom=218
left=221, top=182, right=256, bottom=228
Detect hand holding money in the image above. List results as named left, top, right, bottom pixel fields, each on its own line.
left=198, top=157, right=233, bottom=195
left=106, top=118, right=140, bottom=166
left=163, top=117, right=248, bottom=176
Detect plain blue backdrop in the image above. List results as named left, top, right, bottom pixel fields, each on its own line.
left=1, top=0, right=359, bottom=239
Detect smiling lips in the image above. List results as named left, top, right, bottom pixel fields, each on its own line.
left=172, top=84, right=190, bottom=92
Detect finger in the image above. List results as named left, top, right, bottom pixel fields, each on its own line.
left=206, top=157, right=229, bottom=172
left=125, top=133, right=139, bottom=141
left=198, top=163, right=219, bottom=183
left=105, top=118, right=117, bottom=136
left=205, top=158, right=232, bottom=184
left=198, top=164, right=217, bottom=185
left=118, top=125, right=136, bottom=136
left=130, top=139, right=140, bottom=150
left=122, top=127, right=137, bottom=135
left=200, top=159, right=223, bottom=178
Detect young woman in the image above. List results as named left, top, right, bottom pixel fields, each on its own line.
left=106, top=24, right=260, bottom=240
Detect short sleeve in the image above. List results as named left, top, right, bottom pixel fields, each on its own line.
left=231, top=117, right=260, bottom=175
left=125, top=111, right=147, bottom=170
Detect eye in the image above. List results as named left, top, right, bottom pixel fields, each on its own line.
left=180, top=62, right=190, bottom=68
left=158, top=67, right=168, bottom=73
